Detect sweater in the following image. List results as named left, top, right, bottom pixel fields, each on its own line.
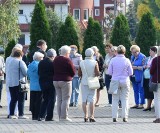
left=150, top=56, right=160, bottom=83
left=53, top=56, right=75, bottom=81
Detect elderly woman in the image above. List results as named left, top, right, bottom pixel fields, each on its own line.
left=103, top=43, right=113, bottom=106
left=130, top=45, right=146, bottom=109
left=143, top=47, right=157, bottom=111
left=38, top=49, right=57, bottom=121
left=27, top=52, right=44, bottom=120
left=91, top=46, right=104, bottom=107
left=53, top=46, right=75, bottom=122
left=108, top=45, right=133, bottom=122
left=6, top=50, right=28, bottom=119
left=150, top=46, right=160, bottom=123
left=78, top=48, right=99, bottom=122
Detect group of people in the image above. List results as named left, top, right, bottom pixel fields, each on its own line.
left=0, top=39, right=160, bottom=123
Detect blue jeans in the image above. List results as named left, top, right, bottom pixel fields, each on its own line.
left=9, top=86, right=26, bottom=116
left=0, top=80, right=3, bottom=101
left=105, top=74, right=112, bottom=104
left=70, top=77, right=80, bottom=105
left=132, top=81, right=145, bottom=105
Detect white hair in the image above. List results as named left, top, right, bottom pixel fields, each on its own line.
left=14, top=44, right=23, bottom=51
left=60, top=45, right=71, bottom=56
left=33, top=52, right=44, bottom=61
left=91, top=46, right=99, bottom=52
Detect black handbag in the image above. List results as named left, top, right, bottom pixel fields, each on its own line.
left=149, top=56, right=159, bottom=92
left=19, top=61, right=29, bottom=93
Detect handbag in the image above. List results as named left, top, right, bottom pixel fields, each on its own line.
left=82, top=61, right=100, bottom=90
left=19, top=61, right=29, bottom=93
left=144, top=69, right=150, bottom=79
left=108, top=80, right=119, bottom=94
left=149, top=57, right=159, bottom=92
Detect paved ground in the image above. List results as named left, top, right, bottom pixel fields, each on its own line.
left=0, top=84, right=159, bottom=133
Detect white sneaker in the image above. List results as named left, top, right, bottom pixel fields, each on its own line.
left=18, top=115, right=29, bottom=119
left=60, top=117, right=72, bottom=122
left=9, top=115, right=18, bottom=119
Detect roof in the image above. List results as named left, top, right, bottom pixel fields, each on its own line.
left=20, top=0, right=68, bottom=4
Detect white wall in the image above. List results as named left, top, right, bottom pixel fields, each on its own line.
left=54, top=4, right=68, bottom=22
left=18, top=4, right=35, bottom=24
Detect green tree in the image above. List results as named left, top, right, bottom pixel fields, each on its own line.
left=46, top=8, right=62, bottom=49
left=135, top=12, right=156, bottom=56
left=0, top=0, right=20, bottom=48
left=5, top=40, right=16, bottom=60
left=126, top=1, right=137, bottom=40
left=110, top=14, right=131, bottom=57
left=82, top=17, right=95, bottom=57
left=30, top=0, right=52, bottom=51
left=57, top=15, right=79, bottom=51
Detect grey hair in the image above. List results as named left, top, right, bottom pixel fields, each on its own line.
left=60, top=45, right=71, bottom=56
left=14, top=44, right=23, bottom=51
left=33, top=52, right=44, bottom=61
left=91, top=46, right=99, bottom=52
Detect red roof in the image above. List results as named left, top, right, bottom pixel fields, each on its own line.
left=20, top=0, right=68, bottom=4
left=19, top=24, right=30, bottom=32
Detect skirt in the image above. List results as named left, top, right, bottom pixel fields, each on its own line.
left=143, top=78, right=154, bottom=99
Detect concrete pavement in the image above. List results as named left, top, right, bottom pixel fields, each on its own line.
left=0, top=85, right=159, bottom=133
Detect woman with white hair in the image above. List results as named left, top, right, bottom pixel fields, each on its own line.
left=108, top=45, right=133, bottom=122
left=53, top=46, right=75, bottom=122
left=27, top=52, right=44, bottom=120
left=150, top=46, right=160, bottom=123
left=91, top=46, right=104, bottom=107
left=78, top=48, right=100, bottom=122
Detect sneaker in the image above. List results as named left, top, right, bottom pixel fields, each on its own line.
left=38, top=118, right=45, bottom=121
left=69, top=103, right=74, bottom=107
left=123, top=118, right=128, bottom=122
left=0, top=105, right=2, bottom=108
left=18, top=115, right=29, bottom=119
left=60, top=117, right=72, bottom=122
left=9, top=115, right=18, bottom=119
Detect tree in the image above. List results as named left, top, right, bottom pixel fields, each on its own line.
left=136, top=3, right=151, bottom=21
left=57, top=15, right=79, bottom=51
left=0, top=0, right=20, bottom=48
left=5, top=40, right=16, bottom=60
left=126, top=1, right=137, bottom=40
left=135, top=12, right=156, bottom=56
left=82, top=17, right=95, bottom=57
left=30, top=0, right=52, bottom=51
left=110, top=14, right=131, bottom=57
left=46, top=8, right=62, bottom=49
left=155, top=0, right=160, bottom=8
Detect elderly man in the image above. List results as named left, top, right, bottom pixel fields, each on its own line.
left=69, top=45, right=82, bottom=107
left=38, top=49, right=57, bottom=121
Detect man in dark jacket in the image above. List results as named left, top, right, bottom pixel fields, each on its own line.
left=38, top=49, right=56, bottom=121
left=28, top=39, right=47, bottom=63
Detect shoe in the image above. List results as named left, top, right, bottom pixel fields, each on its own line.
left=7, top=115, right=10, bottom=119
left=0, top=105, right=2, bottom=108
left=60, top=117, right=72, bottom=122
left=89, top=118, right=96, bottom=122
left=123, top=118, right=128, bottom=122
left=45, top=119, right=54, bottom=121
left=153, top=119, right=160, bottom=123
left=136, top=105, right=144, bottom=109
left=113, top=118, right=117, bottom=122
left=9, top=115, right=18, bottom=119
left=95, top=104, right=99, bottom=107
left=18, top=115, right=29, bottom=119
left=84, top=118, right=89, bottom=122
left=74, top=104, right=78, bottom=107
left=143, top=107, right=151, bottom=111
left=69, top=103, right=74, bottom=107
left=130, top=105, right=138, bottom=109
left=38, top=118, right=45, bottom=121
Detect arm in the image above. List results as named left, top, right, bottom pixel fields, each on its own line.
left=95, top=62, right=100, bottom=76
left=127, top=59, right=133, bottom=76
left=108, top=60, right=113, bottom=76
left=20, top=60, right=27, bottom=77
left=68, top=59, right=75, bottom=77
left=150, top=58, right=156, bottom=75
left=78, top=67, right=82, bottom=78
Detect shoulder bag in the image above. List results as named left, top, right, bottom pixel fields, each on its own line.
left=19, top=61, right=29, bottom=93
left=82, top=61, right=100, bottom=90
left=149, top=57, right=159, bottom=92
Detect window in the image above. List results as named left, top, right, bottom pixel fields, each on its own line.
left=95, top=9, right=100, bottom=16
left=19, top=10, right=23, bottom=14
left=84, top=9, right=88, bottom=21
left=73, top=9, right=80, bottom=21
left=18, top=34, right=25, bottom=45
left=94, top=0, right=100, bottom=7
